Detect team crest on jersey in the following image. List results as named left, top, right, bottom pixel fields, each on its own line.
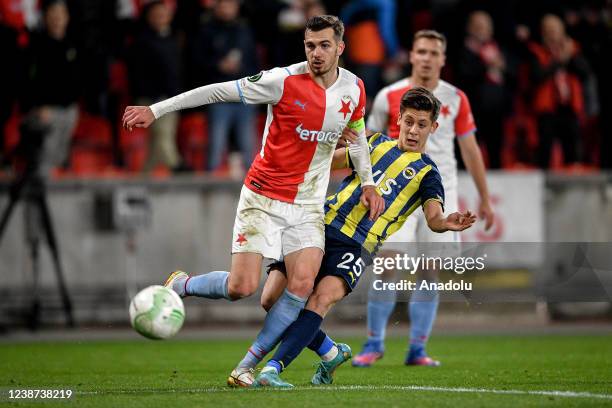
left=402, top=167, right=416, bottom=180
left=247, top=71, right=263, bottom=82
left=440, top=105, right=451, bottom=118
left=338, top=96, right=353, bottom=119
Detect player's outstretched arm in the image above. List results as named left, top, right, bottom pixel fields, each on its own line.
left=424, top=200, right=476, bottom=233
left=122, top=81, right=242, bottom=131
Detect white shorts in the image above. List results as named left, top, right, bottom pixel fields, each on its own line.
left=382, top=186, right=461, bottom=256
left=232, top=186, right=325, bottom=260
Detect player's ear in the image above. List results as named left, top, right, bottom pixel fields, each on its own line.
left=396, top=111, right=402, bottom=126
left=430, top=121, right=439, bottom=134
left=337, top=40, right=345, bottom=56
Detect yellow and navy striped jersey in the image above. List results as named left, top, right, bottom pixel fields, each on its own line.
left=325, top=133, right=444, bottom=254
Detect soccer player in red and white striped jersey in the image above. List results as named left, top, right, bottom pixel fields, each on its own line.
left=123, top=15, right=383, bottom=385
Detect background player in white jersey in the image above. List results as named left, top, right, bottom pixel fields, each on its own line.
left=352, top=29, right=495, bottom=367
left=122, top=16, right=384, bottom=378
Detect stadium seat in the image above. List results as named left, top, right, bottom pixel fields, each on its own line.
left=69, top=112, right=114, bottom=175
left=119, top=125, right=149, bottom=172
left=502, top=113, right=538, bottom=169
left=177, top=113, right=207, bottom=171
left=3, top=110, right=21, bottom=156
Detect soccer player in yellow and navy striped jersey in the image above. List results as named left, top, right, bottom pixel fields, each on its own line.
left=244, top=87, right=476, bottom=388
left=325, top=131, right=445, bottom=255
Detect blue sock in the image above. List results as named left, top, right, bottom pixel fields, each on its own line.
left=408, top=282, right=439, bottom=356
left=365, top=284, right=397, bottom=348
left=185, top=271, right=230, bottom=300
left=239, top=289, right=306, bottom=369
left=266, top=309, right=323, bottom=373
left=307, top=329, right=334, bottom=356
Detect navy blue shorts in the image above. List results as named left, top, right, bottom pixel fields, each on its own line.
left=267, top=226, right=372, bottom=294
left=316, top=230, right=372, bottom=293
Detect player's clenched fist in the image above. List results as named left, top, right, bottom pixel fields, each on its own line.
left=122, top=106, right=155, bottom=131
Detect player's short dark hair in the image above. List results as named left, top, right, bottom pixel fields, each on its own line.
left=42, top=0, right=67, bottom=11
left=305, top=15, right=344, bottom=41
left=413, top=29, right=447, bottom=52
left=399, top=87, right=441, bottom=122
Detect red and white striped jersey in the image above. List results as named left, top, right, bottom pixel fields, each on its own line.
left=367, top=78, right=476, bottom=189
left=237, top=62, right=366, bottom=204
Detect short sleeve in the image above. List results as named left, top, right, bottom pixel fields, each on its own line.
left=454, top=90, right=477, bottom=138
left=366, top=88, right=389, bottom=132
left=367, top=132, right=389, bottom=149
left=236, top=67, right=290, bottom=105
left=419, top=167, right=445, bottom=211
left=349, top=78, right=367, bottom=122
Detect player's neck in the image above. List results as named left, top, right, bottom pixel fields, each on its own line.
left=310, top=66, right=340, bottom=89
left=408, top=76, right=440, bottom=91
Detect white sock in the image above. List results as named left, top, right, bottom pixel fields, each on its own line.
left=261, top=365, right=278, bottom=374
left=321, top=345, right=339, bottom=362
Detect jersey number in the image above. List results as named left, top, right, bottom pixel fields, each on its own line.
left=337, top=252, right=365, bottom=277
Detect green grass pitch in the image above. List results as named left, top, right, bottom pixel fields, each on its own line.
left=1, top=334, right=611, bottom=407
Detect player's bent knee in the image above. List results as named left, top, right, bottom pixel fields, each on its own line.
left=286, top=277, right=315, bottom=299
left=227, top=282, right=257, bottom=300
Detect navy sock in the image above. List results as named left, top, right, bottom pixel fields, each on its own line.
left=267, top=309, right=323, bottom=372
left=307, top=330, right=327, bottom=352
left=307, top=329, right=334, bottom=357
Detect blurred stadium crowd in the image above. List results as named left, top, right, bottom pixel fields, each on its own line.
left=1, top=0, right=611, bottom=177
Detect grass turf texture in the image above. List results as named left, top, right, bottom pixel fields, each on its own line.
left=1, top=335, right=611, bottom=407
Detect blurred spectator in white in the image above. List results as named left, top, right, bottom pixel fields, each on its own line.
left=128, top=0, right=183, bottom=172
left=191, top=0, right=258, bottom=174
left=22, top=0, right=79, bottom=176
left=456, top=10, right=515, bottom=169
left=527, top=14, right=593, bottom=168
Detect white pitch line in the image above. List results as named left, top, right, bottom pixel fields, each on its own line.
left=77, top=385, right=612, bottom=400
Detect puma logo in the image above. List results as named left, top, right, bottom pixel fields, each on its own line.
left=294, top=100, right=307, bottom=111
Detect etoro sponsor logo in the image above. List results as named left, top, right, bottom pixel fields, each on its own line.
left=295, top=123, right=340, bottom=143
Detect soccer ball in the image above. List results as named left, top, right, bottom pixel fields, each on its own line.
left=129, top=285, right=185, bottom=340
